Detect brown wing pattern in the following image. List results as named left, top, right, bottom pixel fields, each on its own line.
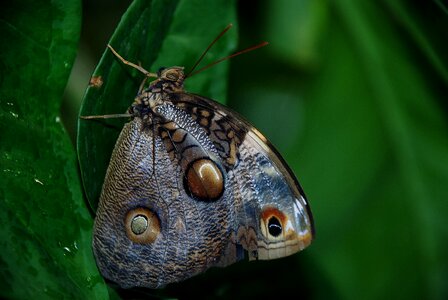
left=168, top=92, right=314, bottom=258
left=169, top=93, right=248, bottom=170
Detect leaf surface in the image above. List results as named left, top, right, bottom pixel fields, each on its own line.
left=0, top=0, right=108, bottom=298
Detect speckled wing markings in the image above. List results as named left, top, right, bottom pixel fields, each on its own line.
left=170, top=92, right=314, bottom=259
left=94, top=118, right=177, bottom=287
left=91, top=65, right=314, bottom=289
left=93, top=108, right=237, bottom=288
left=171, top=93, right=247, bottom=170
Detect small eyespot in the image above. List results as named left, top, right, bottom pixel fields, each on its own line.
left=268, top=216, right=282, bottom=237
left=260, top=207, right=287, bottom=240
left=184, top=158, right=224, bottom=201
left=125, top=208, right=160, bottom=244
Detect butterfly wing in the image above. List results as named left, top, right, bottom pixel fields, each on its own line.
left=169, top=92, right=314, bottom=260
left=93, top=116, right=237, bottom=289
left=93, top=91, right=314, bottom=289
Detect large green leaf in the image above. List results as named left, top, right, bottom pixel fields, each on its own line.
left=0, top=0, right=108, bottom=299
left=77, top=0, right=237, bottom=211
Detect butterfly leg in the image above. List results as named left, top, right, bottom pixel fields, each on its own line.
left=138, top=76, right=149, bottom=94
left=107, top=44, right=158, bottom=79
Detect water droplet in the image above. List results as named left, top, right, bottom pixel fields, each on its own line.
left=85, top=275, right=102, bottom=289
left=62, top=246, right=74, bottom=257
left=86, top=275, right=93, bottom=289
left=10, top=111, right=18, bottom=118
left=34, top=178, right=44, bottom=185
left=55, top=116, right=60, bottom=123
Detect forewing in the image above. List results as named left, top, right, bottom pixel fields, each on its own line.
left=170, top=92, right=314, bottom=259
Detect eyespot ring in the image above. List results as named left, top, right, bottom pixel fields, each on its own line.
left=260, top=207, right=287, bottom=240
left=125, top=207, right=160, bottom=244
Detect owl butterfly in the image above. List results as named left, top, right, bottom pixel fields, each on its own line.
left=83, top=25, right=314, bottom=289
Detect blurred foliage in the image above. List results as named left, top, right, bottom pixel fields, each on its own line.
left=230, top=1, right=448, bottom=299
left=0, top=0, right=107, bottom=298
left=1, top=0, right=448, bottom=299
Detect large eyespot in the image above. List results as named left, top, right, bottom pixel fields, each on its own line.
left=184, top=158, right=224, bottom=201
left=125, top=208, right=160, bottom=244
left=260, top=207, right=287, bottom=240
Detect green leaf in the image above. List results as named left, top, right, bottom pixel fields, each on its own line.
left=0, top=1, right=108, bottom=298
left=77, top=0, right=237, bottom=211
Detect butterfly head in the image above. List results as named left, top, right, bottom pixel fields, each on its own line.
left=157, top=66, right=185, bottom=89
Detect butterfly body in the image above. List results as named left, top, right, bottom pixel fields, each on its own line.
left=92, top=67, right=314, bottom=289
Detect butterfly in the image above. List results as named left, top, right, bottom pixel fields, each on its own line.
left=82, top=25, right=314, bottom=289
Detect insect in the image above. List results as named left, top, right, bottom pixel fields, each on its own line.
left=82, top=25, right=314, bottom=289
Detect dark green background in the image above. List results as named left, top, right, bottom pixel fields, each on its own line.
left=1, top=0, right=448, bottom=299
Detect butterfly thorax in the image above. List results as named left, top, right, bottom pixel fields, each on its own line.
left=129, top=66, right=185, bottom=120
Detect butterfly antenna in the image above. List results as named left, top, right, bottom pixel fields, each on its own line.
left=186, top=41, right=269, bottom=78
left=186, top=24, right=234, bottom=77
